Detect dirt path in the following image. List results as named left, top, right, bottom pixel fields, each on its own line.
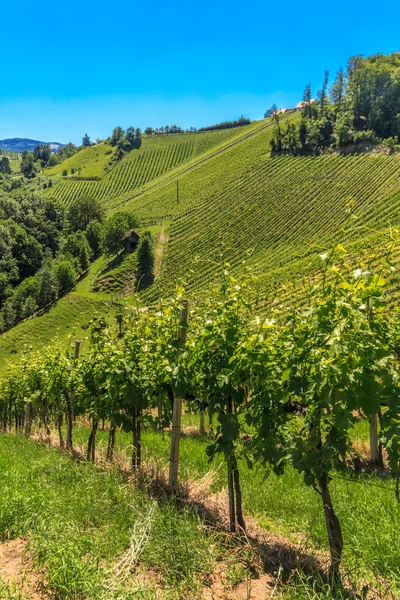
left=0, top=538, right=42, bottom=598
left=154, top=223, right=169, bottom=279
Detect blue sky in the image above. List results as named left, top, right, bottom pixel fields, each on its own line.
left=2, top=0, right=400, bottom=144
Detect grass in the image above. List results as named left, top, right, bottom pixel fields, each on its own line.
left=0, top=435, right=246, bottom=599
left=0, top=280, right=113, bottom=376
left=46, top=142, right=117, bottom=178
left=1, top=413, right=395, bottom=598
left=64, top=413, right=400, bottom=598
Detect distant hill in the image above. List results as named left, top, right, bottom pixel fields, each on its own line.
left=0, top=138, right=64, bottom=153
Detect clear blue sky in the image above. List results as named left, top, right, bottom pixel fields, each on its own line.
left=2, top=0, right=399, bottom=145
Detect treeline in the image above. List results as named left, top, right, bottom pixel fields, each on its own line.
left=0, top=192, right=151, bottom=333
left=198, top=116, right=251, bottom=132
left=270, top=52, right=400, bottom=155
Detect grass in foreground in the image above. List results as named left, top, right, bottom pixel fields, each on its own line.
left=67, top=415, right=400, bottom=598
left=0, top=435, right=255, bottom=600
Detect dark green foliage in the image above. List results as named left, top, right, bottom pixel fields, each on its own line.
left=62, top=231, right=93, bottom=271
left=271, top=52, right=400, bottom=156
left=82, top=133, right=91, bottom=147
left=54, top=259, right=77, bottom=294
left=101, top=211, right=139, bottom=256
left=33, top=144, right=51, bottom=166
left=136, top=231, right=154, bottom=290
left=20, top=151, right=37, bottom=177
left=35, top=261, right=58, bottom=307
left=0, top=156, right=11, bottom=174
left=85, top=219, right=103, bottom=255
left=198, top=116, right=250, bottom=132
left=66, top=195, right=104, bottom=232
left=56, top=142, right=76, bottom=160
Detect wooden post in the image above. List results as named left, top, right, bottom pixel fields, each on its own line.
left=369, top=413, right=379, bottom=464
left=199, top=410, right=205, bottom=435
left=168, top=300, right=188, bottom=488
left=66, top=340, right=81, bottom=452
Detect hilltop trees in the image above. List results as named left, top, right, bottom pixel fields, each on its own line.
left=198, top=116, right=250, bottom=132
left=20, top=151, right=37, bottom=177
left=109, top=126, right=142, bottom=154
left=82, top=134, right=91, bottom=147
left=270, top=52, right=400, bottom=156
left=33, top=144, right=51, bottom=167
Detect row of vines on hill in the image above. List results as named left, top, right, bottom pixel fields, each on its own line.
left=49, top=142, right=195, bottom=207
left=147, top=154, right=400, bottom=303
left=1, top=249, right=400, bottom=583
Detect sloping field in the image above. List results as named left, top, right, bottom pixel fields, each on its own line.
left=46, top=142, right=116, bottom=178
left=46, top=123, right=260, bottom=207
left=146, top=154, right=400, bottom=302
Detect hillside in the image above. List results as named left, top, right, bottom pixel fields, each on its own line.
left=3, top=111, right=400, bottom=369
left=0, top=137, right=63, bottom=152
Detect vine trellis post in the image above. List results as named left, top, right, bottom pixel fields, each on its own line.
left=66, top=340, right=81, bottom=452
left=168, top=300, right=188, bottom=488
left=369, top=413, right=379, bottom=464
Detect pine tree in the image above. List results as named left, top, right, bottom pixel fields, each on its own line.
left=82, top=133, right=91, bottom=147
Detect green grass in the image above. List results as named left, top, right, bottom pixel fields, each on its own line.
left=0, top=278, right=113, bottom=376
left=65, top=415, right=400, bottom=596
left=92, top=251, right=139, bottom=294
left=27, top=413, right=399, bottom=598
left=46, top=142, right=116, bottom=178
left=0, top=434, right=244, bottom=599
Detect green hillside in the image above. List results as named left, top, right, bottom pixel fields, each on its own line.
left=3, top=111, right=400, bottom=369
left=45, top=123, right=261, bottom=207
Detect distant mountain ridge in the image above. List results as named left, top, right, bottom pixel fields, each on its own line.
left=0, top=138, right=64, bottom=153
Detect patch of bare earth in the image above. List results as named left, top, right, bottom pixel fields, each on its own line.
left=0, top=538, right=42, bottom=598
left=154, top=225, right=169, bottom=279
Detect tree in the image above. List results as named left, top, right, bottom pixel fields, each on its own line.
left=35, top=262, right=58, bottom=307
left=318, top=71, right=329, bottom=114
left=67, top=196, right=104, bottom=232
left=62, top=231, right=93, bottom=272
left=85, top=220, right=103, bottom=255
left=136, top=231, right=154, bottom=290
left=101, top=211, right=139, bottom=256
left=330, top=67, right=345, bottom=112
left=54, top=260, right=77, bottom=294
left=0, top=157, right=11, bottom=174
left=82, top=134, right=91, bottom=147
left=20, top=152, right=37, bottom=178
left=110, top=127, right=125, bottom=147
left=145, top=127, right=154, bottom=136
left=20, top=296, right=38, bottom=319
left=33, top=144, right=51, bottom=167
left=302, top=83, right=312, bottom=120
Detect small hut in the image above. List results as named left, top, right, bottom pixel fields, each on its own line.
left=123, top=228, right=141, bottom=253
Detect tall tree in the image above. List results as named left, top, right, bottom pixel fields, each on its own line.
left=318, top=70, right=329, bottom=114
left=82, top=133, right=91, bottom=147
left=136, top=231, right=154, bottom=290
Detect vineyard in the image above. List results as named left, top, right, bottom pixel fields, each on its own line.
left=46, top=123, right=260, bottom=208
left=147, top=154, right=400, bottom=302
left=1, top=258, right=400, bottom=599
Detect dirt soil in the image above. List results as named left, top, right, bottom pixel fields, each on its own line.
left=0, top=538, right=42, bottom=598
